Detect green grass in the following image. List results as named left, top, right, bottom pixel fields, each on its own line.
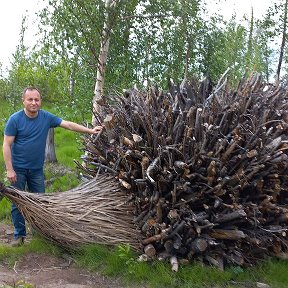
left=0, top=197, right=10, bottom=221
left=72, top=244, right=287, bottom=288
left=0, top=281, right=34, bottom=288
left=54, top=127, right=83, bottom=166
left=0, top=235, right=63, bottom=266
left=44, top=162, right=81, bottom=193
left=261, top=259, right=288, bottom=288
left=0, top=235, right=64, bottom=288
left=27, top=235, right=64, bottom=256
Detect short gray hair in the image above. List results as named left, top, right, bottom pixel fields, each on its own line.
left=22, top=86, right=41, bottom=98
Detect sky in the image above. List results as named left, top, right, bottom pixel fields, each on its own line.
left=207, top=0, right=273, bottom=20
left=0, top=0, right=44, bottom=72
left=0, top=0, right=276, bottom=73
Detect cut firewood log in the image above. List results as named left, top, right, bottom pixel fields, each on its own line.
left=190, top=238, right=208, bottom=254
left=209, top=229, right=246, bottom=240
left=144, top=244, right=156, bottom=257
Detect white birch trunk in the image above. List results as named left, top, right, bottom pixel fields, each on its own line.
left=92, top=0, right=118, bottom=125
left=276, top=0, right=288, bottom=83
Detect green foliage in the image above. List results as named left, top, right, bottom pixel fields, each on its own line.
left=0, top=101, right=14, bottom=218
left=0, top=101, right=12, bottom=221
left=200, top=16, right=246, bottom=83
left=0, top=95, right=21, bottom=125
left=35, top=0, right=281, bottom=95
left=104, top=244, right=137, bottom=276
left=0, top=78, right=9, bottom=101
left=2, top=0, right=284, bottom=103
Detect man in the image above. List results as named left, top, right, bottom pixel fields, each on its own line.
left=3, top=86, right=103, bottom=246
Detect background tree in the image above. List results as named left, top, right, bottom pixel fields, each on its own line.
left=93, top=0, right=121, bottom=122
left=258, top=0, right=288, bottom=82
left=2, top=0, right=287, bottom=109
left=276, top=0, right=288, bottom=82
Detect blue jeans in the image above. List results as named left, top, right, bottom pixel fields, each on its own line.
left=11, top=168, right=45, bottom=239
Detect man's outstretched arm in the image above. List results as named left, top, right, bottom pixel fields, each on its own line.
left=60, top=120, right=103, bottom=134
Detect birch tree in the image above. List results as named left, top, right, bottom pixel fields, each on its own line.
left=276, top=0, right=288, bottom=82
left=93, top=0, right=120, bottom=123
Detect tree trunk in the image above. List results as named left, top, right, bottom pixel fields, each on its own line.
left=92, top=0, right=119, bottom=125
left=246, top=8, right=254, bottom=68
left=276, top=0, right=288, bottom=82
left=45, top=128, right=57, bottom=163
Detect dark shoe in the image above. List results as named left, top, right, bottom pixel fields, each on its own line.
left=11, top=237, right=24, bottom=247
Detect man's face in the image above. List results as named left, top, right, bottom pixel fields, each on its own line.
left=22, top=89, right=42, bottom=115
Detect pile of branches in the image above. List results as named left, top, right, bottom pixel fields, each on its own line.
left=77, top=73, right=288, bottom=270
left=0, top=175, right=141, bottom=250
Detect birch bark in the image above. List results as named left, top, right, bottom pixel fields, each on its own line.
left=92, top=0, right=119, bottom=124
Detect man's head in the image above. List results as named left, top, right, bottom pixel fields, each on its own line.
left=22, top=87, right=42, bottom=118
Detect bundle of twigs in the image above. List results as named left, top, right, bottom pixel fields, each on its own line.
left=0, top=175, right=141, bottom=250
left=76, top=73, right=288, bottom=269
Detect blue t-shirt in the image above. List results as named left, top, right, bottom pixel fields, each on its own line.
left=4, top=109, right=62, bottom=169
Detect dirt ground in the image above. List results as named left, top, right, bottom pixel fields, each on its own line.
left=0, top=223, right=140, bottom=288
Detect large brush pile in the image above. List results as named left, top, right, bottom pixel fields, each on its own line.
left=76, top=73, right=288, bottom=269
left=1, top=73, right=287, bottom=270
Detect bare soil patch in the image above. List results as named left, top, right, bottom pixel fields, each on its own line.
left=0, top=223, right=138, bottom=288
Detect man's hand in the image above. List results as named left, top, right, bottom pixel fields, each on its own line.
left=91, top=125, right=104, bottom=134
left=6, top=169, right=17, bottom=184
